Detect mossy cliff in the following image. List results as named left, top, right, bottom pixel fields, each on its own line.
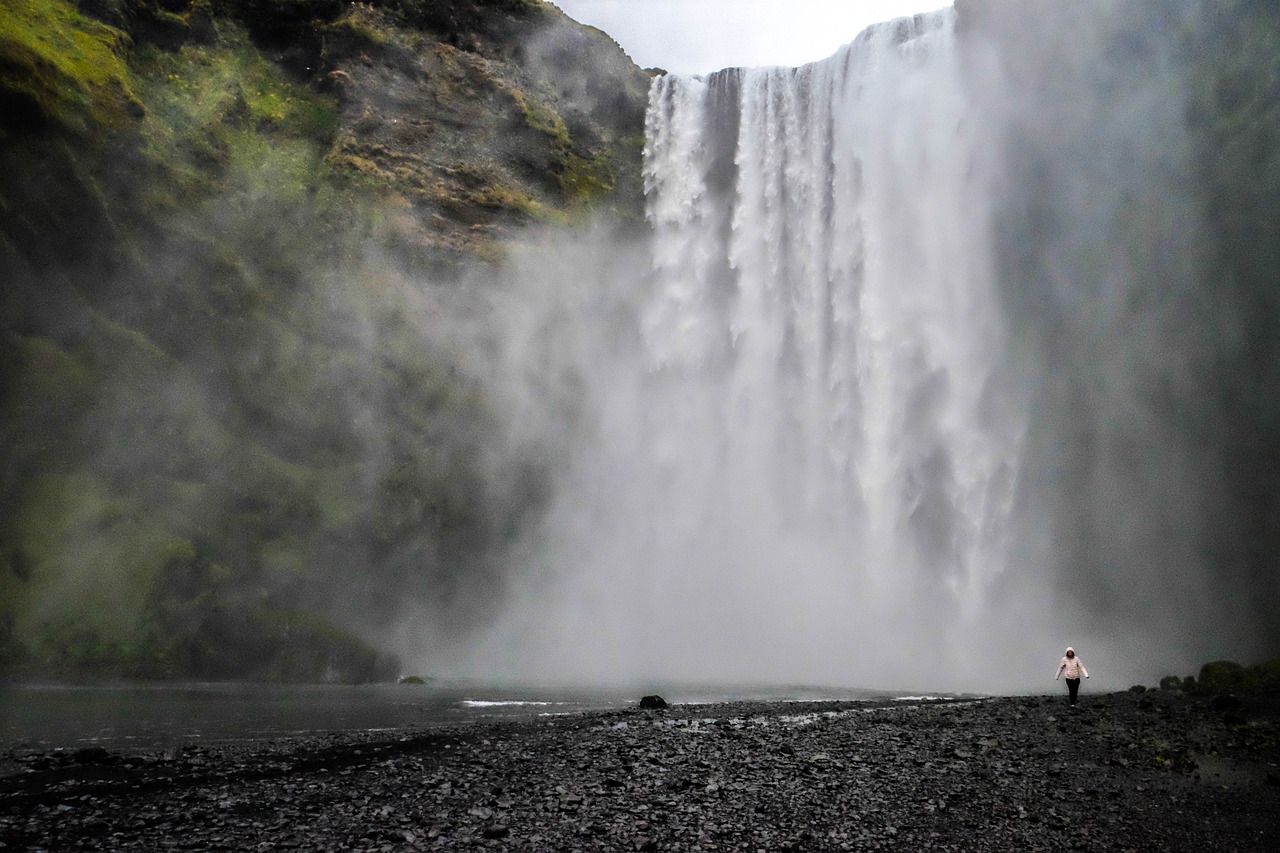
left=0, top=0, right=650, bottom=681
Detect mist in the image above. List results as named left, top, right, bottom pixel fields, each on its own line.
left=6, top=0, right=1275, bottom=692
left=394, top=1, right=1280, bottom=693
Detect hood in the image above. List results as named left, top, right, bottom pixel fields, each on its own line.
left=1065, top=647, right=1075, bottom=655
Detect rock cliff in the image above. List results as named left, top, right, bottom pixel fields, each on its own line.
left=0, top=0, right=651, bottom=680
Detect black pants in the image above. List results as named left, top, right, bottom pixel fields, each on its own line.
left=1065, top=677, right=1080, bottom=705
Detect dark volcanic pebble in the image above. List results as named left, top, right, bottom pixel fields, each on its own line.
left=2, top=692, right=1278, bottom=851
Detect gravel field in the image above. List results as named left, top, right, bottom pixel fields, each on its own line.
left=2, top=689, right=1278, bottom=851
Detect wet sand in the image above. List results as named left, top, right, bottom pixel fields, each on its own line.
left=2, top=690, right=1278, bottom=851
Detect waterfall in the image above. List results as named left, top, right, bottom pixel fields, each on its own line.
left=630, top=9, right=1022, bottom=679
left=642, top=9, right=1018, bottom=613
left=455, top=10, right=1028, bottom=690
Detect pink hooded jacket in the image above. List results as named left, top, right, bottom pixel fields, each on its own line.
left=1056, top=647, right=1088, bottom=680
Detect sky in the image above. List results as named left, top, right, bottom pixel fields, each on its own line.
left=551, top=0, right=954, bottom=76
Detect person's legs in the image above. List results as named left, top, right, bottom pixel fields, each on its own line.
left=1066, top=677, right=1080, bottom=705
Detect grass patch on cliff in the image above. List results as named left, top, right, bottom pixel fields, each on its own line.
left=0, top=472, right=196, bottom=673
left=558, top=150, right=615, bottom=208
left=0, top=0, right=140, bottom=135
left=508, top=86, right=571, bottom=148
left=134, top=22, right=338, bottom=207
left=325, top=2, right=395, bottom=47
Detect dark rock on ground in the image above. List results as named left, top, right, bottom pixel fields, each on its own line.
left=639, top=694, right=668, bottom=710
left=2, top=691, right=1278, bottom=851
left=1213, top=694, right=1244, bottom=712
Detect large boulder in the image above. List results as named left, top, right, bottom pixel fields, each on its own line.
left=1247, top=658, right=1280, bottom=694
left=1198, top=660, right=1246, bottom=695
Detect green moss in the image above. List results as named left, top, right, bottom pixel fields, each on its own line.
left=0, top=471, right=200, bottom=673
left=509, top=86, right=571, bottom=148
left=324, top=3, right=394, bottom=47
left=133, top=24, right=338, bottom=208
left=468, top=181, right=554, bottom=220
left=0, top=0, right=140, bottom=135
left=558, top=150, right=615, bottom=207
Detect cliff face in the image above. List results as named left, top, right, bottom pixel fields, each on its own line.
left=301, top=0, right=650, bottom=269
left=0, top=0, right=651, bottom=680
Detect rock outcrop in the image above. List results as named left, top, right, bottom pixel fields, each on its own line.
left=0, top=0, right=650, bottom=680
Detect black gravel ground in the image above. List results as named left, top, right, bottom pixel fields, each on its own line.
left=2, top=690, right=1278, bottom=851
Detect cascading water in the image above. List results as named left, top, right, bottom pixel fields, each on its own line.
left=632, top=8, right=1021, bottom=684
left=643, top=9, right=1018, bottom=617
left=458, top=9, right=1029, bottom=691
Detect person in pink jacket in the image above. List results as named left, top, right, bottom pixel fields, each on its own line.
left=1055, top=647, right=1089, bottom=706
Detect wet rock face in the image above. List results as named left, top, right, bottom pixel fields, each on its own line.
left=2, top=691, right=1278, bottom=851
left=315, top=0, right=651, bottom=271
left=0, top=0, right=651, bottom=681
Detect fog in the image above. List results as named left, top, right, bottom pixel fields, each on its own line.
left=17, top=1, right=1271, bottom=691
left=389, top=2, right=1279, bottom=694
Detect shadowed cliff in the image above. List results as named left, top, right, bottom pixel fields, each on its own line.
left=0, top=0, right=650, bottom=681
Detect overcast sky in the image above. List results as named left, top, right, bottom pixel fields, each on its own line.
left=551, top=0, right=954, bottom=76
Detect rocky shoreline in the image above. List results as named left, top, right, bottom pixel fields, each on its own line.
left=2, top=690, right=1278, bottom=851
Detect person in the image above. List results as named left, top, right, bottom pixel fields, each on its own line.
left=1055, top=647, right=1089, bottom=706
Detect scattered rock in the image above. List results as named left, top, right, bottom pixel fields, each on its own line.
left=1212, top=695, right=1242, bottom=712
left=72, top=747, right=114, bottom=765
left=2, top=693, right=1276, bottom=851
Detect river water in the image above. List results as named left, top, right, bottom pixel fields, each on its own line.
left=0, top=682, right=909, bottom=752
